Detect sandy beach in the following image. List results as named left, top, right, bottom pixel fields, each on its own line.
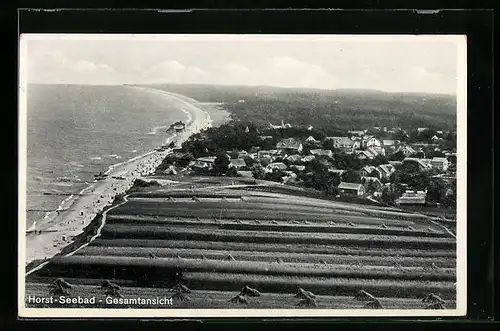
left=24, top=86, right=213, bottom=265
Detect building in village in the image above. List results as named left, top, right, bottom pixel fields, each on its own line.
left=338, top=182, right=366, bottom=196
left=430, top=157, right=450, bottom=171
left=266, top=162, right=288, bottom=172
left=310, top=149, right=333, bottom=158
left=192, top=157, right=217, bottom=172
left=394, top=144, right=416, bottom=156
left=360, top=135, right=382, bottom=149
left=362, top=176, right=383, bottom=191
left=229, top=158, right=247, bottom=170
left=325, top=136, right=358, bottom=154
left=402, top=157, right=433, bottom=171
left=395, top=191, right=427, bottom=206
left=276, top=138, right=303, bottom=155
left=305, top=136, right=320, bottom=143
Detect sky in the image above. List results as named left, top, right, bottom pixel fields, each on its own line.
left=22, top=34, right=464, bottom=94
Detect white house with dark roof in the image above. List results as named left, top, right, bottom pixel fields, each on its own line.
left=338, top=182, right=366, bottom=196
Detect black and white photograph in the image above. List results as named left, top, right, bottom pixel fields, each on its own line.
left=18, top=34, right=466, bottom=318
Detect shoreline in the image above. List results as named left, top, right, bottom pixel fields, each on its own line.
left=24, top=86, right=214, bottom=265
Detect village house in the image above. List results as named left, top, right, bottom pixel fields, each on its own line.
left=286, top=154, right=303, bottom=164
left=395, top=191, right=427, bottom=206
left=266, top=162, right=288, bottom=172
left=290, top=165, right=306, bottom=172
left=355, top=149, right=378, bottom=160
left=305, top=136, right=320, bottom=143
left=417, top=127, right=429, bottom=133
left=378, top=163, right=396, bottom=178
left=402, top=157, right=433, bottom=171
left=257, top=150, right=278, bottom=159
left=338, top=182, right=366, bottom=196
left=269, top=120, right=293, bottom=129
left=276, top=138, right=303, bottom=155
left=360, top=135, right=382, bottom=149
left=328, top=168, right=346, bottom=176
left=360, top=165, right=377, bottom=177
left=348, top=130, right=366, bottom=137
left=310, top=149, right=333, bottom=158
left=229, top=158, right=247, bottom=170
left=394, top=144, right=416, bottom=156
left=430, top=157, right=449, bottom=171
left=301, top=155, right=316, bottom=163
left=325, top=136, right=357, bottom=154
left=362, top=176, right=383, bottom=191
left=192, top=156, right=217, bottom=171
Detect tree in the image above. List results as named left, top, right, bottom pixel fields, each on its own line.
left=229, top=149, right=239, bottom=159
left=447, top=154, right=457, bottom=165
left=322, top=139, right=335, bottom=150
left=214, top=151, right=230, bottom=175
left=370, top=154, right=388, bottom=167
left=177, top=152, right=194, bottom=167
left=341, top=170, right=361, bottom=183
left=380, top=186, right=397, bottom=205
left=243, top=156, right=256, bottom=167
left=388, top=151, right=406, bottom=161
left=426, top=178, right=446, bottom=203
left=251, top=163, right=266, bottom=179
left=366, top=180, right=377, bottom=194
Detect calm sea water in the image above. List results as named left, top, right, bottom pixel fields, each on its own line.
left=26, top=84, right=189, bottom=229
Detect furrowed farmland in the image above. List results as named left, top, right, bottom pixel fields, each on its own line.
left=25, top=177, right=457, bottom=310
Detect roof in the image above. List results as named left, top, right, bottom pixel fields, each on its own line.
left=388, top=161, right=402, bottom=166
left=302, top=155, right=316, bottom=162
left=362, top=176, right=383, bottom=186
left=361, top=165, right=376, bottom=173
left=328, top=168, right=346, bottom=175
left=286, top=154, right=303, bottom=162
left=378, top=164, right=395, bottom=175
left=432, top=157, right=449, bottom=163
left=277, top=138, right=302, bottom=150
left=310, top=149, right=332, bottom=156
left=356, top=150, right=376, bottom=159
left=306, top=136, right=319, bottom=142
left=326, top=136, right=353, bottom=146
left=396, top=192, right=426, bottom=205
left=229, top=159, right=247, bottom=167
left=267, top=162, right=287, bottom=170
left=291, top=165, right=306, bottom=171
left=366, top=147, right=380, bottom=156
left=196, top=157, right=216, bottom=163
left=338, top=182, right=364, bottom=191
left=382, top=139, right=397, bottom=146
left=403, top=158, right=432, bottom=169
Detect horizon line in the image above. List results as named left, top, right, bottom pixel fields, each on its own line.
left=26, top=82, right=457, bottom=97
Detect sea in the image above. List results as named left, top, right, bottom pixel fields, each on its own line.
left=25, top=84, right=193, bottom=231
